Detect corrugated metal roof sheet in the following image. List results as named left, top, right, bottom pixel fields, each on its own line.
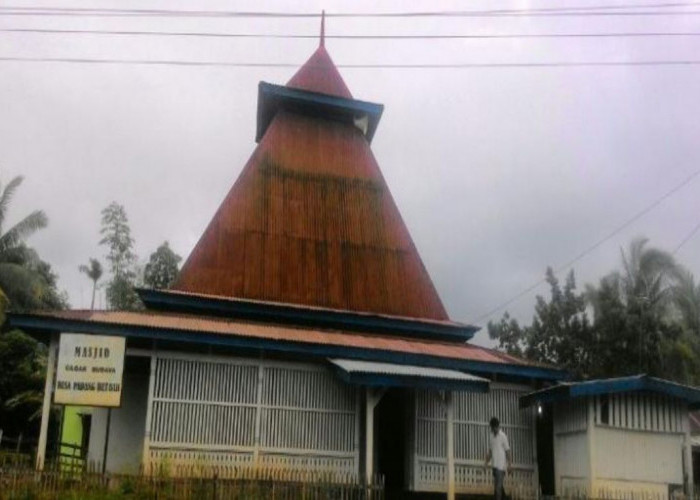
left=144, top=288, right=463, bottom=328
left=329, top=358, right=489, bottom=382
left=520, top=375, right=700, bottom=409
left=172, top=41, right=450, bottom=320
left=19, top=309, right=543, bottom=368
left=138, top=288, right=477, bottom=342
left=286, top=46, right=353, bottom=99
left=173, top=108, right=449, bottom=320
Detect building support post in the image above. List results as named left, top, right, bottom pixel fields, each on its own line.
left=684, top=406, right=694, bottom=497
left=141, top=353, right=156, bottom=474
left=531, top=405, right=539, bottom=497
left=586, top=397, right=597, bottom=497
left=446, top=391, right=455, bottom=500
left=253, top=362, right=264, bottom=466
left=36, top=334, right=58, bottom=471
left=365, top=387, right=385, bottom=485
left=101, top=408, right=112, bottom=474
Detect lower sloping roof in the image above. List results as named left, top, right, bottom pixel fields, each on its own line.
left=8, top=309, right=565, bottom=380
left=329, top=358, right=489, bottom=392
left=520, top=375, right=700, bottom=409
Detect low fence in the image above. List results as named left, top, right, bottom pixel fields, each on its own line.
left=57, top=441, right=86, bottom=474
left=0, top=451, right=31, bottom=470
left=0, top=466, right=385, bottom=500
left=0, top=430, right=34, bottom=471
left=0, top=431, right=37, bottom=455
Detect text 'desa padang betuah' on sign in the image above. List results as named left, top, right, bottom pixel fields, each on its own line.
left=54, top=333, right=126, bottom=407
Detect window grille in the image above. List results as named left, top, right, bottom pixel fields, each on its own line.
left=147, top=355, right=359, bottom=474
left=594, top=393, right=684, bottom=433
left=413, top=385, right=535, bottom=493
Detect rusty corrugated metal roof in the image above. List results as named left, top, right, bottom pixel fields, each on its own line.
left=286, top=45, right=352, bottom=99
left=25, top=309, right=533, bottom=367
left=142, top=288, right=467, bottom=328
left=174, top=44, right=450, bottom=320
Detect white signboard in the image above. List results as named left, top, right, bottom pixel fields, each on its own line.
left=54, top=333, right=126, bottom=407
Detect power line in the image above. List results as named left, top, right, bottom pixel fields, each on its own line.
left=673, top=221, right=700, bottom=254
left=3, top=27, right=700, bottom=40
left=15, top=2, right=700, bottom=15
left=2, top=11, right=699, bottom=19
left=1, top=3, right=700, bottom=19
left=470, top=169, right=700, bottom=324
left=3, top=56, right=700, bottom=69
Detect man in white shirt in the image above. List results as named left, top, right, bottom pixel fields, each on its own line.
left=484, top=416, right=512, bottom=500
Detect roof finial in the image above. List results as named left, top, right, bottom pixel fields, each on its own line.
left=320, top=10, right=325, bottom=47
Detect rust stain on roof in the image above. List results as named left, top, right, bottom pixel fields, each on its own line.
left=174, top=60, right=449, bottom=320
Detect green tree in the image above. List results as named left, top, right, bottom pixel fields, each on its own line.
left=489, top=268, right=593, bottom=378
left=586, top=238, right=680, bottom=377
left=0, top=174, right=68, bottom=442
left=0, top=175, right=53, bottom=311
left=487, top=312, right=525, bottom=357
left=664, top=269, right=700, bottom=383
left=671, top=269, right=700, bottom=337
left=79, top=258, right=103, bottom=310
left=0, top=330, right=47, bottom=437
left=29, top=249, right=69, bottom=310
left=491, top=238, right=697, bottom=383
left=144, top=241, right=181, bottom=290
left=100, top=202, right=140, bottom=310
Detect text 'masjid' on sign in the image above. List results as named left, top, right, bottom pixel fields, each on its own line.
left=54, top=333, right=126, bottom=407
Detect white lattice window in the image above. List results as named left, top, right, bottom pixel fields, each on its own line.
left=595, top=393, right=684, bottom=433
left=412, top=385, right=536, bottom=494
left=147, top=354, right=359, bottom=475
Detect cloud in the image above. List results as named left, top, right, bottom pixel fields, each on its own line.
left=1, top=0, right=699, bottom=348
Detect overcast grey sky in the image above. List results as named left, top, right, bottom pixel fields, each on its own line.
left=1, top=0, right=699, bottom=346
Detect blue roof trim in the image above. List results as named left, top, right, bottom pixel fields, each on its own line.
left=256, top=82, right=384, bottom=143
left=520, top=375, right=700, bottom=408
left=331, top=367, right=490, bottom=392
left=8, top=313, right=566, bottom=381
left=137, top=288, right=479, bottom=342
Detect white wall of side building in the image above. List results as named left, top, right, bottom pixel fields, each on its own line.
left=552, top=394, right=689, bottom=498
left=593, top=426, right=683, bottom=494
left=553, top=399, right=589, bottom=495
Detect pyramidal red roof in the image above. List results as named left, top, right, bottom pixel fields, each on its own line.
left=173, top=39, right=449, bottom=321
left=286, top=46, right=352, bottom=99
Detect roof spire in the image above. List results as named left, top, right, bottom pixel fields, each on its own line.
left=320, top=10, right=325, bottom=47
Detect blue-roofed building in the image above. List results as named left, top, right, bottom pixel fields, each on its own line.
left=521, top=375, right=700, bottom=498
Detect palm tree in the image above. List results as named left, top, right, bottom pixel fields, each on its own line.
left=671, top=269, right=700, bottom=336
left=618, top=237, right=678, bottom=313
left=585, top=238, right=680, bottom=376
left=79, top=258, right=103, bottom=310
left=0, top=175, right=49, bottom=310
left=586, top=238, right=678, bottom=316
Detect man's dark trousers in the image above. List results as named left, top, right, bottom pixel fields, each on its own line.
left=492, top=468, right=506, bottom=500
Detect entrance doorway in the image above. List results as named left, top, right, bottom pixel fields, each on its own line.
left=536, top=403, right=555, bottom=495
left=375, top=388, right=408, bottom=500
